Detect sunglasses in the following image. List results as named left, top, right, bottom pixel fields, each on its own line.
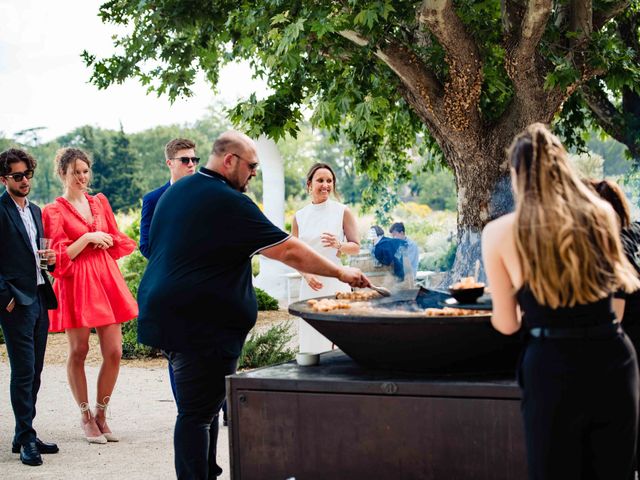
left=231, top=153, right=259, bottom=171
left=3, top=169, right=34, bottom=182
left=171, top=156, right=200, bottom=165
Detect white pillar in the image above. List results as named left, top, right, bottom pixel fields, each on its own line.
left=253, top=135, right=293, bottom=304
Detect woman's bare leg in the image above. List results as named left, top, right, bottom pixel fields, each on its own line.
left=94, top=324, right=122, bottom=439
left=66, top=328, right=103, bottom=440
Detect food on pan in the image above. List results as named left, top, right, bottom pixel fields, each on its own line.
left=451, top=276, right=485, bottom=290
left=335, top=290, right=382, bottom=301
left=307, top=298, right=352, bottom=312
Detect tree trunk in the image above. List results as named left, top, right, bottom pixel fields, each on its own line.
left=435, top=135, right=516, bottom=287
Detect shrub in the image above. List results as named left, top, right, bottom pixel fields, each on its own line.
left=122, top=318, right=155, bottom=359
left=238, top=322, right=295, bottom=369
left=122, top=250, right=147, bottom=299
left=119, top=209, right=155, bottom=358
left=0, top=328, right=4, bottom=345
left=251, top=256, right=260, bottom=277
left=433, top=240, right=458, bottom=272
left=256, top=287, right=279, bottom=311
left=420, top=229, right=458, bottom=272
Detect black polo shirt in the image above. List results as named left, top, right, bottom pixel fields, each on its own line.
left=137, top=167, right=290, bottom=357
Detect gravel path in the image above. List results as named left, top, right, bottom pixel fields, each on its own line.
left=0, top=310, right=298, bottom=479
left=0, top=362, right=231, bottom=480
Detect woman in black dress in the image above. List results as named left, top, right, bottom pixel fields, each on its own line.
left=482, top=123, right=640, bottom=480
left=587, top=179, right=640, bottom=326
left=587, top=179, right=640, bottom=479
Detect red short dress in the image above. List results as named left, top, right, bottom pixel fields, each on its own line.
left=42, top=193, right=138, bottom=332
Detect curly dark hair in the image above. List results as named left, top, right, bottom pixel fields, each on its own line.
left=0, top=148, right=37, bottom=176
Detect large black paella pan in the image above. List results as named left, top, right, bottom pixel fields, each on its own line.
left=288, top=288, right=522, bottom=374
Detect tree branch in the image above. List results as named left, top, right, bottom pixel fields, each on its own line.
left=568, top=0, right=592, bottom=42
left=594, top=0, right=630, bottom=30
left=581, top=81, right=626, bottom=144
left=501, top=0, right=554, bottom=127
left=337, top=30, right=444, bottom=120
left=507, top=0, right=553, bottom=66
left=417, top=0, right=483, bottom=131
left=501, top=0, right=521, bottom=34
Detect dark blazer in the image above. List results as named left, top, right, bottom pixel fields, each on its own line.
left=139, top=182, right=170, bottom=259
left=0, top=192, right=57, bottom=310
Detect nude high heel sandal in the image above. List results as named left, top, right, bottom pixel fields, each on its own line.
left=95, top=396, right=119, bottom=442
left=80, top=402, right=107, bottom=444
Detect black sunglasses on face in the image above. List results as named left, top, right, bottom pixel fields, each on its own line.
left=171, top=156, right=200, bottom=165
left=231, top=153, right=259, bottom=171
left=3, top=170, right=34, bottom=181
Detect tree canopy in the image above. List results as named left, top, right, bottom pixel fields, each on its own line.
left=84, top=0, right=639, bottom=276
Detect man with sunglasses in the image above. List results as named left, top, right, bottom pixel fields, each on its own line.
left=0, top=148, right=58, bottom=466
left=139, top=137, right=199, bottom=259
left=137, top=130, right=370, bottom=479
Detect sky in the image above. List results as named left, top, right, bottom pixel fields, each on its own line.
left=0, top=0, right=269, bottom=143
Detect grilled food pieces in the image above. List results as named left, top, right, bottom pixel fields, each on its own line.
left=307, top=298, right=352, bottom=312
left=335, top=290, right=382, bottom=301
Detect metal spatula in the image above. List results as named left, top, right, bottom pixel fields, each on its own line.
left=370, top=284, right=392, bottom=297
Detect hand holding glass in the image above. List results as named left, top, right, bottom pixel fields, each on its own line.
left=39, top=238, right=52, bottom=269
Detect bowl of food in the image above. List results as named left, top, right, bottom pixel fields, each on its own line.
left=449, top=277, right=485, bottom=304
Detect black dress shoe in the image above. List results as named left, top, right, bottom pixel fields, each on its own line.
left=20, top=442, right=43, bottom=466
left=12, top=438, right=59, bottom=454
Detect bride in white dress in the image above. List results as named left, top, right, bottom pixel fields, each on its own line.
left=292, top=163, right=361, bottom=353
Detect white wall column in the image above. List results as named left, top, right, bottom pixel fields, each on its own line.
left=253, top=135, right=293, bottom=304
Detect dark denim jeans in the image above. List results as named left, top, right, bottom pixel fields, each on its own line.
left=0, top=289, right=49, bottom=446
left=164, top=348, right=237, bottom=480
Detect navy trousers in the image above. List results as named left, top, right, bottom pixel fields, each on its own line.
left=0, top=289, right=49, bottom=446
left=165, top=348, right=237, bottom=480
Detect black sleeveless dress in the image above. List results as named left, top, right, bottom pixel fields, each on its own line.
left=621, top=221, right=640, bottom=337
left=516, top=287, right=638, bottom=480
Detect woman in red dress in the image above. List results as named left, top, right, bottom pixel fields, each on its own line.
left=43, top=148, right=138, bottom=444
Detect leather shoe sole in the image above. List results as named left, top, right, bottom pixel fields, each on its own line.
left=12, top=438, right=59, bottom=454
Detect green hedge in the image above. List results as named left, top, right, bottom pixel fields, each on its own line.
left=255, top=287, right=279, bottom=311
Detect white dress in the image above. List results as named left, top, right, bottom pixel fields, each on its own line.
left=296, top=199, right=351, bottom=353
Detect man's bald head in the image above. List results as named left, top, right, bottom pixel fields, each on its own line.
left=206, top=130, right=259, bottom=192
left=209, top=131, right=256, bottom=161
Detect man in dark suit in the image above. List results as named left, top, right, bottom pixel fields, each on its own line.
left=139, top=138, right=198, bottom=259
left=137, top=130, right=370, bottom=479
left=0, top=148, right=59, bottom=466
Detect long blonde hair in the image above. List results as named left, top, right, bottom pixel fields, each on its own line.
left=509, top=123, right=639, bottom=308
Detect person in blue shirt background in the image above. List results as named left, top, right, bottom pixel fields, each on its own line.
left=389, top=222, right=420, bottom=278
